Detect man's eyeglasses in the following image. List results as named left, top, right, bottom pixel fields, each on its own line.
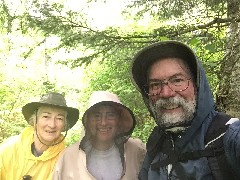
left=144, top=76, right=191, bottom=95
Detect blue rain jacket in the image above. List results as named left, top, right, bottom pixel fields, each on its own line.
left=224, top=120, right=240, bottom=178
left=139, top=56, right=240, bottom=179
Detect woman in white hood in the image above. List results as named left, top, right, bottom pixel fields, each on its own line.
left=53, top=91, right=146, bottom=180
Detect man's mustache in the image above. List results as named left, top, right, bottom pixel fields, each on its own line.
left=153, top=96, right=185, bottom=108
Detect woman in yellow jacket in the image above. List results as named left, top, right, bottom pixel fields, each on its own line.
left=0, top=92, right=79, bottom=180
left=53, top=91, right=146, bottom=180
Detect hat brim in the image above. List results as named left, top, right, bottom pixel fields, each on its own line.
left=82, top=101, right=136, bottom=136
left=22, top=102, right=79, bottom=129
left=131, top=41, right=198, bottom=95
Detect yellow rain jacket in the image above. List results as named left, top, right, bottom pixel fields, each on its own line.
left=0, top=126, right=65, bottom=180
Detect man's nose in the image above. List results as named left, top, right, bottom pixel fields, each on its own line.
left=149, top=84, right=175, bottom=103
left=157, top=83, right=176, bottom=97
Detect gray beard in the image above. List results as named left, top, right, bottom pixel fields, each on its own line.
left=149, top=96, right=196, bottom=130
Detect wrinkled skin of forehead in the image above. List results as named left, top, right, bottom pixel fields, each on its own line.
left=147, top=57, right=194, bottom=84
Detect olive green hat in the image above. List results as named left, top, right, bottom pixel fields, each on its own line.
left=22, top=92, right=79, bottom=129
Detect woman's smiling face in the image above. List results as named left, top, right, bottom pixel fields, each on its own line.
left=35, top=106, right=66, bottom=145
left=87, top=105, right=120, bottom=147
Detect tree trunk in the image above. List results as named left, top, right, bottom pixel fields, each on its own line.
left=216, top=0, right=240, bottom=117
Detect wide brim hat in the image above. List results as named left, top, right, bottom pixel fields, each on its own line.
left=131, top=40, right=199, bottom=95
left=22, top=92, right=79, bottom=129
left=82, top=91, right=136, bottom=136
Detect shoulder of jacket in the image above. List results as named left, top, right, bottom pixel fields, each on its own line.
left=59, top=141, right=86, bottom=165
left=204, top=112, right=231, bottom=148
left=224, top=119, right=240, bottom=141
left=124, top=138, right=146, bottom=155
left=226, top=118, right=239, bottom=125
left=126, top=138, right=145, bottom=148
left=0, top=135, right=20, bottom=151
left=63, top=141, right=82, bottom=153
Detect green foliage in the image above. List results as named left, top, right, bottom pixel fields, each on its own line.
left=132, top=119, right=156, bottom=143
left=65, top=124, right=83, bottom=147
left=187, top=35, right=225, bottom=95
left=0, top=0, right=239, bottom=143
left=0, top=79, right=37, bottom=143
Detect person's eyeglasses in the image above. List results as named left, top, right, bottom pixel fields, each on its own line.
left=144, top=76, right=191, bottom=95
left=89, top=112, right=119, bottom=122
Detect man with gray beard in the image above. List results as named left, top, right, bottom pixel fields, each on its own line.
left=130, top=41, right=240, bottom=179
left=150, top=95, right=196, bottom=130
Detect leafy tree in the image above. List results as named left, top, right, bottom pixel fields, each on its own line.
left=1, top=0, right=239, bottom=143
left=15, top=0, right=238, bottom=114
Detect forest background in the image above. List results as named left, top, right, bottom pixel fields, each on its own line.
left=0, top=0, right=239, bottom=145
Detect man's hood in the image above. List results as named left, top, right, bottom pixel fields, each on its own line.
left=131, top=41, right=216, bottom=150
left=175, top=58, right=215, bottom=149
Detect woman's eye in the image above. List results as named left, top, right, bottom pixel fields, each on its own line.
left=93, top=113, right=101, bottom=120
left=107, top=113, right=117, bottom=119
left=57, top=117, right=64, bottom=121
left=94, top=114, right=100, bottom=118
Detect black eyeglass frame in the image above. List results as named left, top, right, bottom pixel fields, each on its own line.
left=143, top=77, right=191, bottom=96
